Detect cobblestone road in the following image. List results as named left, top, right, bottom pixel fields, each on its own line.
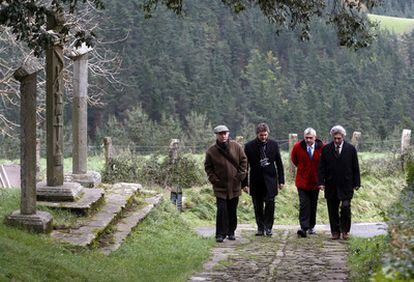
left=191, top=226, right=351, bottom=281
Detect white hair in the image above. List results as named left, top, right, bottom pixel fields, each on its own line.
left=330, top=125, right=346, bottom=137
left=303, top=127, right=316, bottom=137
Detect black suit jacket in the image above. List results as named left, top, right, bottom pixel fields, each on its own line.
left=242, top=138, right=285, bottom=199
left=318, top=141, right=360, bottom=200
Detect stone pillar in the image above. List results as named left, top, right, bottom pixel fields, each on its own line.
left=36, top=13, right=82, bottom=201
left=5, top=58, right=53, bottom=233
left=65, top=44, right=101, bottom=187
left=401, top=129, right=411, bottom=155
left=36, top=138, right=41, bottom=182
left=351, top=131, right=362, bottom=151
left=103, top=137, right=113, bottom=167
left=288, top=133, right=298, bottom=177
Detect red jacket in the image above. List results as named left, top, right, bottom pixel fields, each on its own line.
left=291, top=139, right=324, bottom=190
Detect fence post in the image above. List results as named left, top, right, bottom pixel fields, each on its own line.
left=169, top=139, right=180, bottom=164
left=288, top=133, right=298, bottom=178
left=351, top=131, right=362, bottom=151
left=235, top=136, right=244, bottom=147
left=103, top=137, right=113, bottom=167
left=401, top=129, right=411, bottom=155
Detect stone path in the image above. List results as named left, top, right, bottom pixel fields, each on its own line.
left=191, top=223, right=386, bottom=281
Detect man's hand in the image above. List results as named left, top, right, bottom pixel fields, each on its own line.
left=318, top=185, right=325, bottom=191
left=278, top=184, right=284, bottom=190
left=242, top=186, right=250, bottom=193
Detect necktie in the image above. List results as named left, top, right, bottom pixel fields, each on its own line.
left=307, top=146, right=313, bottom=159
left=335, top=145, right=340, bottom=157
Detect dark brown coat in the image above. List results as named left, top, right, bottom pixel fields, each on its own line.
left=204, top=140, right=248, bottom=199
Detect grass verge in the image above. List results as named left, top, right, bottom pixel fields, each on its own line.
left=348, top=235, right=388, bottom=282
left=0, top=189, right=213, bottom=281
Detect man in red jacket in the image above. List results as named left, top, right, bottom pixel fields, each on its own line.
left=291, top=128, right=324, bottom=238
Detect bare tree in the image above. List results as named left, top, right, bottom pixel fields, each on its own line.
left=0, top=1, right=127, bottom=139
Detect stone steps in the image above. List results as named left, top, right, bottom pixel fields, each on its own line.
left=37, top=188, right=105, bottom=215
left=51, top=183, right=143, bottom=247
left=99, top=194, right=163, bottom=255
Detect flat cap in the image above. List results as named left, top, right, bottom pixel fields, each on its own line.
left=214, top=125, right=230, bottom=134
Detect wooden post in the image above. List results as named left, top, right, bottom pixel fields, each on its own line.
left=288, top=133, right=298, bottom=178
left=169, top=139, right=180, bottom=164
left=103, top=137, right=113, bottom=167
left=235, top=136, right=244, bottom=147
left=401, top=129, right=411, bottom=155
left=351, top=131, right=362, bottom=151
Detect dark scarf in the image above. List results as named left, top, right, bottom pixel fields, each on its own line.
left=256, top=138, right=269, bottom=166
left=216, top=140, right=229, bottom=151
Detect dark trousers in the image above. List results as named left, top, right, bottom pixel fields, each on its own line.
left=170, top=192, right=182, bottom=211
left=298, top=189, right=319, bottom=231
left=216, top=197, right=239, bottom=238
left=326, top=198, right=352, bottom=234
left=252, top=195, right=275, bottom=232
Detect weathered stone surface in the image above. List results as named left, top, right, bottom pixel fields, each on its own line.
left=51, top=182, right=142, bottom=247
left=64, top=171, right=102, bottom=188
left=36, top=181, right=83, bottom=201
left=5, top=210, right=53, bottom=233
left=37, top=188, right=104, bottom=213
left=100, top=194, right=163, bottom=255
left=191, top=222, right=387, bottom=281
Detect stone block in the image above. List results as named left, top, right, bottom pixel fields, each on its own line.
left=64, top=171, right=102, bottom=188
left=36, top=181, right=83, bottom=201
left=5, top=210, right=53, bottom=233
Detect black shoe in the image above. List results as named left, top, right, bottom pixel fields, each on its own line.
left=297, top=229, right=307, bottom=238
left=227, top=234, right=236, bottom=241
left=255, top=230, right=264, bottom=236
left=216, top=236, right=224, bottom=243
left=265, top=229, right=273, bottom=237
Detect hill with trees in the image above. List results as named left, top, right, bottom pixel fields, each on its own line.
left=89, top=0, right=414, bottom=146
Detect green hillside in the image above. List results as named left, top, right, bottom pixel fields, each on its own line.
left=368, top=13, right=414, bottom=34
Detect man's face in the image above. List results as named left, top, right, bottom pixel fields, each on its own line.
left=216, top=131, right=229, bottom=143
left=304, top=134, right=316, bottom=146
left=257, top=131, right=269, bottom=142
left=333, top=133, right=344, bottom=146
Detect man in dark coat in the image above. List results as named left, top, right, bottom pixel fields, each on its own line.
left=242, top=123, right=285, bottom=236
left=291, top=127, right=324, bottom=238
left=205, top=125, right=248, bottom=243
left=318, top=125, right=360, bottom=240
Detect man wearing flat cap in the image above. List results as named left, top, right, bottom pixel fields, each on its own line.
left=205, top=125, right=248, bottom=243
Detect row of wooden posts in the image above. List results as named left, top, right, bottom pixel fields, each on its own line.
left=102, top=129, right=413, bottom=174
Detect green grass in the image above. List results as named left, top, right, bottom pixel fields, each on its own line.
left=348, top=235, right=388, bottom=282
left=183, top=174, right=404, bottom=227
left=368, top=14, right=414, bottom=34
left=0, top=189, right=213, bottom=281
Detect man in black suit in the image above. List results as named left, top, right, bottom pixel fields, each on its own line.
left=318, top=125, right=360, bottom=240
left=242, top=123, right=285, bottom=236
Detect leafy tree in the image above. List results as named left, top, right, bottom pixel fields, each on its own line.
left=141, top=0, right=381, bottom=49
left=0, top=0, right=105, bottom=55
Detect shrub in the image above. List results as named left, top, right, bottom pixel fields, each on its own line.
left=381, top=160, right=414, bottom=280
left=101, top=153, right=206, bottom=188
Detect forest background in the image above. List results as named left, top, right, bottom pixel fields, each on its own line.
left=1, top=0, right=414, bottom=156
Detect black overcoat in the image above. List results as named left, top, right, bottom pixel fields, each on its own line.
left=242, top=139, right=285, bottom=199
left=317, top=141, right=361, bottom=200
